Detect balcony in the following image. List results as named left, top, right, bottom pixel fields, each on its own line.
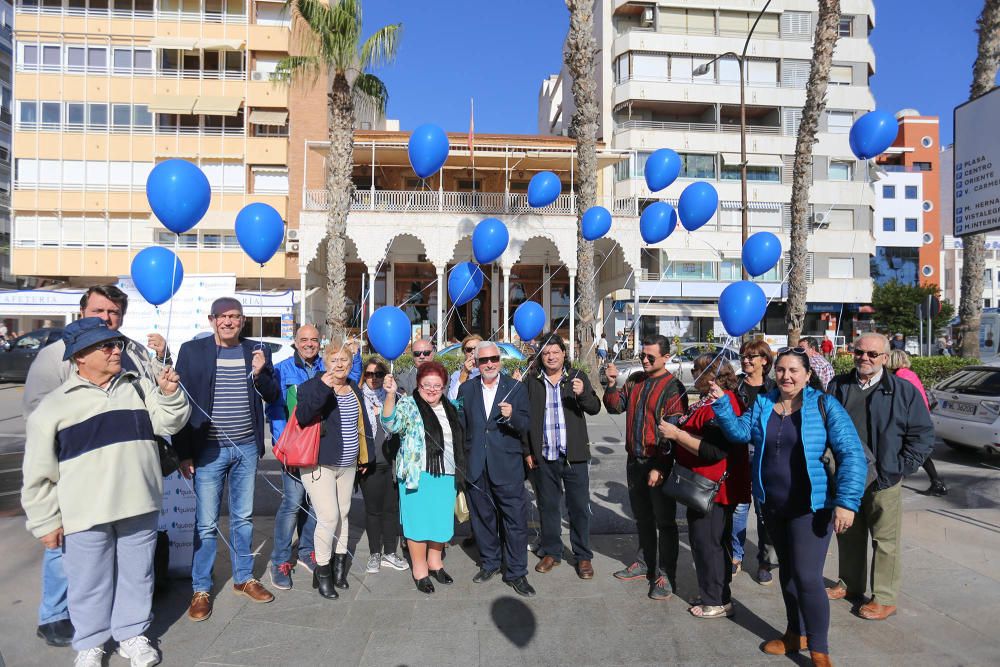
left=615, top=119, right=783, bottom=136
left=15, top=1, right=249, bottom=24
left=16, top=64, right=246, bottom=81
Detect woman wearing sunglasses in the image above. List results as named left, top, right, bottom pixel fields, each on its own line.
left=708, top=347, right=868, bottom=667
left=447, top=334, right=483, bottom=400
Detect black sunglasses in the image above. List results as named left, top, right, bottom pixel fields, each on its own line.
left=364, top=371, right=387, bottom=379
left=477, top=355, right=501, bottom=365
left=853, top=349, right=883, bottom=360
left=741, top=353, right=767, bottom=360
left=639, top=353, right=660, bottom=362
left=778, top=346, right=809, bottom=356
left=413, top=350, right=433, bottom=357
left=464, top=347, right=477, bottom=354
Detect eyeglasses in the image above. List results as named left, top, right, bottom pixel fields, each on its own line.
left=464, top=347, right=477, bottom=354
left=413, top=350, right=433, bottom=357
left=477, top=355, right=501, bottom=365
left=853, top=349, right=884, bottom=360
left=419, top=384, right=444, bottom=392
left=740, top=353, right=766, bottom=361
left=778, top=347, right=808, bottom=356
left=211, top=313, right=243, bottom=321
left=364, top=371, right=386, bottom=379
left=639, top=353, right=660, bottom=363
left=98, top=339, right=125, bottom=354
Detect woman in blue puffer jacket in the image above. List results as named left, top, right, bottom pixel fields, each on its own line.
left=710, top=347, right=867, bottom=667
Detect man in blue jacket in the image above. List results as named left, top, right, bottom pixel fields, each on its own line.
left=459, top=341, right=535, bottom=597
left=174, top=297, right=281, bottom=622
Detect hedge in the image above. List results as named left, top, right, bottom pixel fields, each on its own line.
left=831, top=354, right=980, bottom=387
left=369, top=353, right=589, bottom=378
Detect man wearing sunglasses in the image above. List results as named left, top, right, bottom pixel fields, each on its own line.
left=825, top=333, right=934, bottom=621
left=397, top=338, right=435, bottom=395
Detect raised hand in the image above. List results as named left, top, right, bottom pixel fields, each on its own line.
left=250, top=349, right=266, bottom=377
left=571, top=377, right=584, bottom=396
left=605, top=362, right=619, bottom=382
left=383, top=373, right=398, bottom=395
left=157, top=367, right=180, bottom=396
left=498, top=401, right=513, bottom=419
left=147, top=333, right=167, bottom=360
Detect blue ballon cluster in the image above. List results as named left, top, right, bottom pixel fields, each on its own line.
left=640, top=202, right=677, bottom=244
left=367, top=306, right=411, bottom=360
left=472, top=218, right=509, bottom=264
left=527, top=171, right=561, bottom=208
left=849, top=110, right=898, bottom=160
left=513, top=301, right=545, bottom=342
left=448, top=262, right=484, bottom=307
left=131, top=247, right=184, bottom=306
left=235, top=203, right=285, bottom=265
left=408, top=124, right=449, bottom=179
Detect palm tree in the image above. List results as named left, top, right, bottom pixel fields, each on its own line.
left=564, top=0, right=599, bottom=372
left=786, top=0, right=840, bottom=346
left=277, top=0, right=400, bottom=337
left=957, top=0, right=1000, bottom=357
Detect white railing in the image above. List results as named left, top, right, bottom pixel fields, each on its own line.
left=19, top=122, right=245, bottom=136
left=14, top=3, right=249, bottom=24
left=615, top=120, right=784, bottom=135
left=17, top=64, right=246, bottom=81
left=615, top=74, right=787, bottom=89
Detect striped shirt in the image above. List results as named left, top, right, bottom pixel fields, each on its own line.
left=334, top=392, right=361, bottom=467
left=208, top=346, right=254, bottom=446
left=542, top=373, right=567, bottom=460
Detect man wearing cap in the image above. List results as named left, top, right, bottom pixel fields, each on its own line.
left=21, top=318, right=190, bottom=667
left=22, top=284, right=170, bottom=649
left=174, top=297, right=280, bottom=621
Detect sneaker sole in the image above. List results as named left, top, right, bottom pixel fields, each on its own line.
left=382, top=559, right=409, bottom=571
left=614, top=573, right=647, bottom=581
left=649, top=592, right=673, bottom=601
left=118, top=649, right=161, bottom=667
left=296, top=560, right=314, bottom=574
left=757, top=577, right=774, bottom=586
left=366, top=567, right=381, bottom=574
left=268, top=570, right=292, bottom=590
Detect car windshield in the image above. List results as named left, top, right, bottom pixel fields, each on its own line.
left=936, top=369, right=1000, bottom=396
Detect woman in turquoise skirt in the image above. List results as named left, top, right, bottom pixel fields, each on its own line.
left=382, top=361, right=466, bottom=594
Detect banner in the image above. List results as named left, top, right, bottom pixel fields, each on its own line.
left=158, top=471, right=197, bottom=577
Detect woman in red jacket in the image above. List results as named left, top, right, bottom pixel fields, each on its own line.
left=659, top=353, right=750, bottom=619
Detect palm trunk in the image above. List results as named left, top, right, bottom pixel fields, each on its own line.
left=786, top=0, right=840, bottom=346
left=958, top=0, right=1000, bottom=357
left=565, top=0, right=599, bottom=374
left=325, top=73, right=355, bottom=338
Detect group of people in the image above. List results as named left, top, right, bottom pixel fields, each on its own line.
left=18, top=285, right=938, bottom=667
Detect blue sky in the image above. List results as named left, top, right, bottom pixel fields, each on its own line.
left=362, top=0, right=988, bottom=144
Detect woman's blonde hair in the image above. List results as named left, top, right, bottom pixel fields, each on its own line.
left=885, top=349, right=911, bottom=371
left=324, top=337, right=355, bottom=362
left=461, top=334, right=483, bottom=349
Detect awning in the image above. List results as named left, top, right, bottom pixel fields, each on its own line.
left=248, top=110, right=288, bottom=126
left=195, top=39, right=245, bottom=51
left=193, top=96, right=243, bottom=117
left=640, top=303, right=719, bottom=319
left=148, top=94, right=197, bottom=114
left=148, top=37, right=198, bottom=50
left=721, top=153, right=784, bottom=168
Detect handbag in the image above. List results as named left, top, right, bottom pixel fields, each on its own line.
left=661, top=463, right=727, bottom=514
left=272, top=407, right=321, bottom=467
left=454, top=490, right=470, bottom=523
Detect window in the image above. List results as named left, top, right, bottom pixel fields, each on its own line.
left=746, top=59, right=778, bottom=86
left=21, top=44, right=39, bottom=66
left=113, top=48, right=132, bottom=73
left=827, top=111, right=853, bottom=134
left=721, top=165, right=781, bottom=182
left=663, top=261, right=715, bottom=281
left=680, top=153, right=716, bottom=179
left=41, top=102, right=61, bottom=125
left=828, top=161, right=853, bottom=181
left=134, top=50, right=153, bottom=72
left=914, top=162, right=932, bottom=171
left=252, top=168, right=288, bottom=194
left=923, top=232, right=934, bottom=244
left=67, top=46, right=86, bottom=71
left=825, top=208, right=854, bottom=231
left=923, top=200, right=934, bottom=212
left=202, top=233, right=222, bottom=248
left=882, top=185, right=895, bottom=199
left=88, top=47, right=107, bottom=71
left=921, top=136, right=934, bottom=148
left=828, top=258, right=854, bottom=279
left=838, top=16, right=853, bottom=37
left=905, top=185, right=918, bottom=199
left=112, top=104, right=131, bottom=128
left=133, top=105, right=152, bottom=127
left=18, top=101, right=37, bottom=125
left=718, top=56, right=739, bottom=84
left=882, top=217, right=896, bottom=232
left=633, top=53, right=667, bottom=79
left=922, top=265, right=933, bottom=278
left=830, top=65, right=853, bottom=86
left=905, top=218, right=918, bottom=232
left=66, top=103, right=85, bottom=126
left=42, top=45, right=61, bottom=68
left=88, top=103, right=108, bottom=130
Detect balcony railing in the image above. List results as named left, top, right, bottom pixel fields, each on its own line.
left=19, top=121, right=247, bottom=136
left=16, top=64, right=246, bottom=81
left=614, top=74, right=790, bottom=89
left=305, top=189, right=588, bottom=216
left=14, top=3, right=249, bottom=24
left=615, top=119, right=784, bottom=136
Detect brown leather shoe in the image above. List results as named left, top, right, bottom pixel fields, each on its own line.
left=810, top=651, right=833, bottom=666
left=233, top=578, right=274, bottom=603
left=761, top=633, right=807, bottom=655
left=826, top=584, right=849, bottom=600
left=858, top=600, right=896, bottom=620
left=534, top=555, right=559, bottom=573
left=187, top=592, right=212, bottom=622
left=576, top=560, right=594, bottom=580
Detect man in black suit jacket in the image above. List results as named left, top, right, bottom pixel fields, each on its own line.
left=458, top=340, right=535, bottom=597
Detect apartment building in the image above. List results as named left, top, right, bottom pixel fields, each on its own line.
left=0, top=0, right=12, bottom=286
left=540, top=0, right=879, bottom=343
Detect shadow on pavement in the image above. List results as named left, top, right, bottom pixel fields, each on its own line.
left=489, top=596, right=536, bottom=648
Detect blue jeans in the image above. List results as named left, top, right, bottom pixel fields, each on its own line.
left=270, top=469, right=315, bottom=565
left=732, top=499, right=777, bottom=567
left=38, top=547, right=70, bottom=624
left=192, top=443, right=258, bottom=592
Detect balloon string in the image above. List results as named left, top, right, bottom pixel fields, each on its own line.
left=164, top=233, right=179, bottom=352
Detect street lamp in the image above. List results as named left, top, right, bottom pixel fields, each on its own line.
left=692, top=0, right=774, bottom=280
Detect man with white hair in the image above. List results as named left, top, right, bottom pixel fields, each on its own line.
left=825, top=333, right=934, bottom=621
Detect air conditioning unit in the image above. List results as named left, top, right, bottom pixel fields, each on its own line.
left=813, top=211, right=830, bottom=227
left=287, top=241, right=300, bottom=253
left=640, top=7, right=654, bottom=26
left=286, top=228, right=299, bottom=242
left=251, top=71, right=270, bottom=82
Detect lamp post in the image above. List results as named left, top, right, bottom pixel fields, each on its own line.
left=693, top=0, right=773, bottom=280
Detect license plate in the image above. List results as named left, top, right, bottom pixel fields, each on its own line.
left=942, top=400, right=977, bottom=415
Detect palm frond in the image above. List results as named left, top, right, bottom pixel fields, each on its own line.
left=353, top=73, right=388, bottom=114
left=359, top=23, right=402, bottom=72
left=272, top=55, right=322, bottom=84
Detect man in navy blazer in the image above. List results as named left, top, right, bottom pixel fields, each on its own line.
left=173, top=297, right=281, bottom=622
left=458, top=340, right=536, bottom=597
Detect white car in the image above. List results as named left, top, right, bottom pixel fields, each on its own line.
left=248, top=337, right=295, bottom=365
left=603, top=343, right=741, bottom=390
left=928, top=365, right=1000, bottom=454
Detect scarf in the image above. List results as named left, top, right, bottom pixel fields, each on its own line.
left=361, top=383, right=386, bottom=428
left=412, top=392, right=466, bottom=481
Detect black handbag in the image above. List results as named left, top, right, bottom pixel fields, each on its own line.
left=661, top=463, right=727, bottom=514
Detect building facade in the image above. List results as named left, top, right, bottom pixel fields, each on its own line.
left=539, top=0, right=880, bottom=343
left=0, top=0, right=12, bottom=286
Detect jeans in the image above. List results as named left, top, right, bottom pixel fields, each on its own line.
left=732, top=499, right=777, bottom=567
left=192, top=442, right=259, bottom=592
left=534, top=456, right=593, bottom=562
left=270, top=469, right=315, bottom=565
left=626, top=458, right=679, bottom=584
left=38, top=547, right=70, bottom=625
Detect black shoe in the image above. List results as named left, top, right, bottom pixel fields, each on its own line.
left=506, top=575, right=537, bottom=598
left=928, top=481, right=948, bottom=496
left=429, top=568, right=454, bottom=585
left=414, top=576, right=435, bottom=594
left=473, top=567, right=500, bottom=583
left=332, top=554, right=350, bottom=590
left=37, top=619, right=74, bottom=647
left=312, top=564, right=339, bottom=599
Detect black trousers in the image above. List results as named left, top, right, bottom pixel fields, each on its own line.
left=468, top=465, right=529, bottom=581
left=688, top=503, right=735, bottom=606
left=534, top=456, right=593, bottom=562
left=626, top=458, right=678, bottom=583
left=765, top=509, right=834, bottom=655
left=358, top=463, right=399, bottom=554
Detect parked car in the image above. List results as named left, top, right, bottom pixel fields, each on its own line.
left=602, top=342, right=741, bottom=390
left=438, top=342, right=527, bottom=362
left=0, top=327, right=63, bottom=383
left=928, top=365, right=1000, bottom=454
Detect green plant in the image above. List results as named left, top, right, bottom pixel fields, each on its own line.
left=871, top=280, right=955, bottom=339
left=831, top=354, right=979, bottom=387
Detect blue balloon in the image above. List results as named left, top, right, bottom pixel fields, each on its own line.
left=678, top=181, right=719, bottom=232
left=448, top=262, right=484, bottom=307
left=639, top=202, right=678, bottom=244
left=644, top=148, right=682, bottom=192
left=408, top=124, right=449, bottom=179
left=235, top=203, right=285, bottom=264
left=367, top=306, right=411, bottom=360
left=472, top=218, right=509, bottom=264
left=146, top=159, right=211, bottom=234
left=130, top=247, right=184, bottom=306
left=527, top=171, right=561, bottom=208
left=742, top=232, right=783, bottom=278
left=849, top=110, right=898, bottom=160
left=513, top=301, right=545, bottom=342
left=718, top=281, right=767, bottom=337
left=581, top=206, right=612, bottom=241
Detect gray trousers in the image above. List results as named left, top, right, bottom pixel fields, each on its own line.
left=63, top=511, right=159, bottom=650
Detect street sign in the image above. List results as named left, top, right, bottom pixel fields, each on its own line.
left=954, top=87, right=1000, bottom=236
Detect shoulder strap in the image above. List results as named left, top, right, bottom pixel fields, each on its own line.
left=817, top=392, right=827, bottom=425
left=129, top=376, right=146, bottom=403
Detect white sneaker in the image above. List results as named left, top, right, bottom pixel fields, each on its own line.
left=366, top=552, right=382, bottom=574
left=118, top=635, right=161, bottom=667
left=74, top=647, right=105, bottom=667
left=381, top=553, right=409, bottom=571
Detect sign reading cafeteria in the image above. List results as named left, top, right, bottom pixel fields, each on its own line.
left=954, top=86, right=1000, bottom=236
